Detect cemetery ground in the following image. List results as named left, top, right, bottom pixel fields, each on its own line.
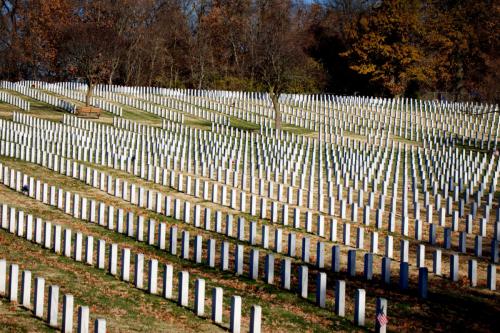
left=0, top=82, right=499, bottom=332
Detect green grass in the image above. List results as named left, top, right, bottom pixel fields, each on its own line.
left=229, top=117, right=260, bottom=131
left=185, top=116, right=212, bottom=131
left=120, top=107, right=163, bottom=123
left=454, top=141, right=493, bottom=153
left=282, top=124, right=315, bottom=136
left=0, top=90, right=67, bottom=118
left=0, top=299, right=54, bottom=333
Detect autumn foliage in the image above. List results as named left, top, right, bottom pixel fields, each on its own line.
left=0, top=0, right=498, bottom=102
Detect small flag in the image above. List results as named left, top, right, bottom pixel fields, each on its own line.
left=377, top=311, right=388, bottom=326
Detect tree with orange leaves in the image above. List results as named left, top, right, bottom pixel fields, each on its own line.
left=341, top=0, right=433, bottom=97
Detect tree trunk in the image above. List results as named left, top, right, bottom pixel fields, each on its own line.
left=270, top=91, right=281, bottom=131
left=85, top=82, right=94, bottom=107
left=169, top=62, right=174, bottom=87
left=108, top=66, right=116, bottom=85
left=148, top=44, right=159, bottom=87
left=197, top=61, right=205, bottom=90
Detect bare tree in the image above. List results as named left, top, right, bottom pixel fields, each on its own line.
left=252, top=0, right=320, bottom=130
left=59, top=23, right=115, bottom=105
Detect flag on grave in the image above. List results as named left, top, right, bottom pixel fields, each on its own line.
left=377, top=307, right=388, bottom=327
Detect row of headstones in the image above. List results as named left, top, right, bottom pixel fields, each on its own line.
left=4, top=80, right=500, bottom=147
left=2, top=112, right=496, bottom=246
left=13, top=109, right=344, bottom=182
left=91, top=98, right=123, bottom=117
left=31, top=111, right=258, bottom=173
left=406, top=153, right=499, bottom=238
left=0, top=172, right=417, bottom=290
left=157, top=92, right=265, bottom=124
left=1, top=123, right=493, bottom=228
left=412, top=147, right=499, bottom=207
left=113, top=116, right=220, bottom=144
left=282, top=113, right=396, bottom=139
left=11, top=85, right=492, bottom=236
left=3, top=156, right=498, bottom=287
left=47, top=114, right=496, bottom=226
left=317, top=97, right=494, bottom=145
left=392, top=144, right=495, bottom=204
left=282, top=92, right=492, bottom=122
left=0, top=202, right=262, bottom=333
left=0, top=139, right=389, bottom=233
left=411, top=149, right=500, bottom=203
left=0, top=90, right=30, bottom=111
left=65, top=113, right=186, bottom=150
left=31, top=81, right=87, bottom=103
left=163, top=169, right=496, bottom=244
left=213, top=99, right=494, bottom=153
left=13, top=151, right=497, bottom=262
left=282, top=94, right=499, bottom=145
left=86, top=172, right=500, bottom=263
left=10, top=109, right=434, bottom=202
left=9, top=113, right=88, bottom=138
left=96, top=83, right=363, bottom=110
left=283, top=96, right=495, bottom=143
left=0, top=161, right=450, bottom=324
left=278, top=102, right=410, bottom=127
left=128, top=86, right=480, bottom=143
left=0, top=147, right=492, bottom=258
left=93, top=88, right=230, bottom=125
left=414, top=144, right=496, bottom=190
left=3, top=162, right=497, bottom=298
left=21, top=123, right=492, bottom=232
left=5, top=178, right=498, bottom=284
left=158, top=135, right=494, bottom=208
left=114, top=118, right=185, bottom=139
left=14, top=78, right=496, bottom=126
left=7, top=92, right=488, bottom=174
left=0, top=198, right=396, bottom=332
left=142, top=92, right=270, bottom=126
left=182, top=88, right=495, bottom=148
left=195, top=128, right=468, bottom=189
left=280, top=107, right=498, bottom=148
left=28, top=82, right=123, bottom=117
left=190, top=93, right=270, bottom=116
left=38, top=82, right=174, bottom=121
left=216, top=121, right=312, bottom=144
left=0, top=259, right=106, bottom=333
left=246, top=128, right=491, bottom=201
left=280, top=110, right=410, bottom=137
left=3, top=82, right=76, bottom=113
left=380, top=147, right=498, bottom=227
left=1, top=134, right=498, bottom=283
left=62, top=113, right=111, bottom=134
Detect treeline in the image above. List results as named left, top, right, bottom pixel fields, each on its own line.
left=0, top=0, right=498, bottom=102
